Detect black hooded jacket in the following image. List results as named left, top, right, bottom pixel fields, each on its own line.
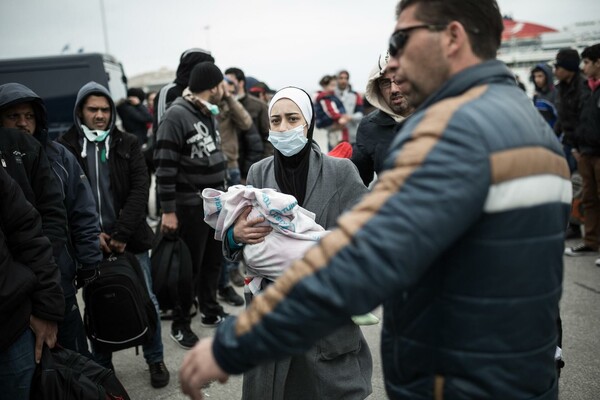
left=152, top=48, right=214, bottom=133
left=0, top=166, right=64, bottom=351
left=59, top=82, right=153, bottom=253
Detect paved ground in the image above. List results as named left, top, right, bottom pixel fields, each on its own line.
left=103, top=237, right=600, bottom=400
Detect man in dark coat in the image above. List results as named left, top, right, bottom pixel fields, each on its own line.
left=59, top=81, right=170, bottom=388
left=352, top=51, right=414, bottom=186
left=0, top=166, right=64, bottom=399
left=0, top=82, right=102, bottom=358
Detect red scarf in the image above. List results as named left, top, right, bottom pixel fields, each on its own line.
left=588, top=78, right=600, bottom=92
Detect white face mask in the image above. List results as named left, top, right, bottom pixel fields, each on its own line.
left=81, top=125, right=110, bottom=142
left=268, top=124, right=308, bottom=157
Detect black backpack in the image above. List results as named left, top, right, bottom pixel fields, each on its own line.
left=151, top=231, right=194, bottom=311
left=30, top=345, right=130, bottom=400
left=83, top=252, right=157, bottom=353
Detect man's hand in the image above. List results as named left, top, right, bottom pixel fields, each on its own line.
left=75, top=266, right=100, bottom=289
left=180, top=338, right=229, bottom=400
left=161, top=212, right=179, bottom=233
left=30, top=315, right=58, bottom=364
left=232, top=207, right=272, bottom=245
left=99, top=232, right=112, bottom=253
left=109, top=238, right=127, bottom=253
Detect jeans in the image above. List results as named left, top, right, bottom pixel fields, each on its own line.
left=57, top=295, right=92, bottom=359
left=0, top=328, right=35, bottom=399
left=93, top=251, right=164, bottom=367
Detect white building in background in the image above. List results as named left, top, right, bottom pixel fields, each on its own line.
left=127, top=67, right=174, bottom=93
left=498, top=18, right=600, bottom=95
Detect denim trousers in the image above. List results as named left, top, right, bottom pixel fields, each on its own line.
left=0, top=328, right=35, bottom=399
left=93, top=251, right=164, bottom=367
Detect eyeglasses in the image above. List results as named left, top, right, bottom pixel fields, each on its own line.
left=377, top=78, right=400, bottom=90
left=388, top=24, right=447, bottom=57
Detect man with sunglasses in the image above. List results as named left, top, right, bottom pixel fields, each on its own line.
left=180, top=1, right=570, bottom=399
left=352, top=51, right=414, bottom=186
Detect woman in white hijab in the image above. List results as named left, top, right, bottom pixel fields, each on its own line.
left=227, top=86, right=373, bottom=400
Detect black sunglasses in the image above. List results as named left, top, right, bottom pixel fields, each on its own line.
left=388, top=24, right=447, bottom=57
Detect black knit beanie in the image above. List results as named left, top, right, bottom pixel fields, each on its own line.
left=188, top=62, right=223, bottom=93
left=555, top=48, right=580, bottom=72
left=127, top=87, right=145, bottom=103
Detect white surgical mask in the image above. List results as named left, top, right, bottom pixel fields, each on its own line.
left=268, top=125, right=308, bottom=157
left=81, top=125, right=110, bottom=142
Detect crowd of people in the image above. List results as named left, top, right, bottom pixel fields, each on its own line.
left=1, top=0, right=600, bottom=399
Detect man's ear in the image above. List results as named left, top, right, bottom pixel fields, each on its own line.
left=446, top=21, right=469, bottom=57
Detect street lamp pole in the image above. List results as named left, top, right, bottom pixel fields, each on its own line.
left=99, top=0, right=110, bottom=54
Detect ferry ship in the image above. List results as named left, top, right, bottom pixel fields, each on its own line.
left=498, top=17, right=600, bottom=94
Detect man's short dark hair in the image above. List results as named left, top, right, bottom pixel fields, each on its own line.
left=582, top=43, right=600, bottom=62
left=396, top=0, right=503, bottom=60
left=224, top=67, right=246, bottom=85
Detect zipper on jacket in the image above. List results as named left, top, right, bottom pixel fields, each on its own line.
left=95, top=143, right=104, bottom=228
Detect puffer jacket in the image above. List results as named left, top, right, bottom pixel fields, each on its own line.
left=211, top=60, right=570, bottom=400
left=59, top=82, right=153, bottom=253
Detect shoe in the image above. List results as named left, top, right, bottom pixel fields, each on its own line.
left=149, top=361, right=170, bottom=388
left=229, top=267, right=245, bottom=287
left=218, top=286, right=244, bottom=306
left=595, top=258, right=600, bottom=267
left=170, top=324, right=199, bottom=349
left=564, top=243, right=596, bottom=256
left=201, top=312, right=228, bottom=327
left=565, top=225, right=582, bottom=239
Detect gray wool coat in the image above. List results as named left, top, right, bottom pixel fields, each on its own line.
left=240, top=143, right=373, bottom=400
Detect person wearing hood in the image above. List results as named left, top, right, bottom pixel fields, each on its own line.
left=155, top=62, right=229, bottom=349
left=221, top=86, right=372, bottom=400
left=530, top=63, right=558, bottom=128
left=0, top=82, right=102, bottom=359
left=352, top=51, right=414, bottom=187
left=153, top=48, right=214, bottom=132
left=58, top=81, right=170, bottom=388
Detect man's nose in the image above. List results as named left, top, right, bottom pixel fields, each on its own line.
left=16, top=115, right=28, bottom=126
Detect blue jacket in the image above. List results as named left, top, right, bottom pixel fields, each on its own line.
left=211, top=60, right=570, bottom=399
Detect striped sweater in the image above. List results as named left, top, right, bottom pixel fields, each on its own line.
left=154, top=96, right=226, bottom=212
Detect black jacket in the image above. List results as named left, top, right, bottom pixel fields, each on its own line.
left=351, top=109, right=401, bottom=186
left=116, top=100, right=152, bottom=145
left=555, top=73, right=591, bottom=145
left=0, top=166, right=64, bottom=351
left=0, top=128, right=67, bottom=258
left=59, top=81, right=153, bottom=252
left=574, top=84, right=600, bottom=154
left=60, top=125, right=153, bottom=252
left=238, top=124, right=264, bottom=179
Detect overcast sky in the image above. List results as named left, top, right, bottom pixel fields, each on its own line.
left=1, top=0, right=599, bottom=94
